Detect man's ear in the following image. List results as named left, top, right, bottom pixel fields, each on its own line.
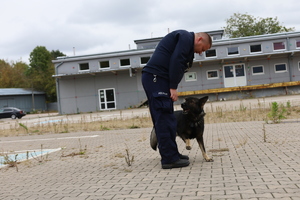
left=198, top=37, right=203, bottom=43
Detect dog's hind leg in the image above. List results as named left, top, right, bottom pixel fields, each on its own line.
left=196, top=137, right=213, bottom=162
left=185, top=139, right=192, bottom=150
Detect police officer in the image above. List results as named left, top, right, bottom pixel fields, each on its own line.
left=142, top=30, right=212, bottom=169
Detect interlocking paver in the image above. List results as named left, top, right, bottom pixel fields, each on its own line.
left=1, top=117, right=300, bottom=200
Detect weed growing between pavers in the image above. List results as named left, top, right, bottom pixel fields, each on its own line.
left=0, top=153, right=19, bottom=172
left=30, top=144, right=50, bottom=163
left=112, top=146, right=135, bottom=172
left=263, top=123, right=267, bottom=142
left=124, top=148, right=134, bottom=167
left=61, top=139, right=87, bottom=158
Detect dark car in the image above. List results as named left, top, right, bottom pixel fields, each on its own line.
left=0, top=107, right=26, bottom=119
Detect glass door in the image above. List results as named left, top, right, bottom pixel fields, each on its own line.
left=98, top=88, right=116, bottom=110
left=223, top=64, right=247, bottom=87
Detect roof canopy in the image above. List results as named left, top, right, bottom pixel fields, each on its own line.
left=0, top=88, right=45, bottom=96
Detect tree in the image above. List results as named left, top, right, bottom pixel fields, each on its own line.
left=51, top=50, right=66, bottom=60
left=0, top=60, right=30, bottom=88
left=11, top=61, right=31, bottom=88
left=29, top=46, right=52, bottom=73
left=28, top=46, right=65, bottom=102
left=223, top=13, right=295, bottom=38
left=0, top=60, right=12, bottom=88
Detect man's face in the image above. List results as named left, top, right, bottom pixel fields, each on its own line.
left=194, top=37, right=211, bottom=55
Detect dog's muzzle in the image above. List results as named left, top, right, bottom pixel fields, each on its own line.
left=181, top=102, right=189, bottom=114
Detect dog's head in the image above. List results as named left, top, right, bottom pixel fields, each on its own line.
left=181, top=96, right=208, bottom=121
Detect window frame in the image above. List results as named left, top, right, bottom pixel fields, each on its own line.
left=140, top=56, right=151, bottom=66
left=227, top=46, right=239, bottom=56
left=273, top=41, right=286, bottom=51
left=184, top=72, right=197, bottom=82
left=99, top=60, right=110, bottom=69
left=250, top=44, right=262, bottom=54
left=252, top=65, right=264, bottom=75
left=78, top=62, right=90, bottom=71
left=296, top=39, right=300, bottom=49
left=274, top=63, right=287, bottom=73
left=207, top=70, right=219, bottom=80
left=120, top=58, right=131, bottom=68
left=205, top=49, right=217, bottom=58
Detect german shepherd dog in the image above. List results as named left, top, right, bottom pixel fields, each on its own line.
left=150, top=96, right=213, bottom=162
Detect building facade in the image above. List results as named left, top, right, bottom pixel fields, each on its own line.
left=0, top=88, right=46, bottom=112
left=53, top=31, right=300, bottom=114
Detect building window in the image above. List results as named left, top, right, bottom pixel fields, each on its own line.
left=227, top=46, right=239, bottom=55
left=99, top=61, right=110, bottom=69
left=275, top=63, right=287, bottom=73
left=120, top=58, right=130, bottom=67
left=296, top=40, right=300, bottom=48
left=252, top=65, right=264, bottom=75
left=207, top=70, right=219, bottom=79
left=185, top=72, right=197, bottom=81
left=298, top=61, right=300, bottom=71
left=250, top=44, right=262, bottom=53
left=98, top=88, right=116, bottom=110
left=205, top=49, right=216, bottom=57
left=273, top=42, right=285, bottom=50
left=140, top=56, right=150, bottom=65
left=224, top=65, right=234, bottom=78
left=79, top=63, right=89, bottom=71
left=235, top=64, right=245, bottom=77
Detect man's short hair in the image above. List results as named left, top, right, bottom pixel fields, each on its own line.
left=196, top=32, right=212, bottom=48
left=202, top=32, right=212, bottom=48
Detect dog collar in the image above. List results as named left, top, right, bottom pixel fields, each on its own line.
left=189, top=111, right=205, bottom=127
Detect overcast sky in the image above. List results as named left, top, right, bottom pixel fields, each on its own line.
left=1, top=0, right=299, bottom=64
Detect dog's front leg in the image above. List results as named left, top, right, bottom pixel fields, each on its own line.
left=196, top=138, right=213, bottom=162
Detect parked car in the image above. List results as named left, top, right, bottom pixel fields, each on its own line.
left=0, top=107, right=26, bottom=119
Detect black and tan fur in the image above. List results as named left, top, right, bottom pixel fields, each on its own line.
left=150, top=96, right=213, bottom=162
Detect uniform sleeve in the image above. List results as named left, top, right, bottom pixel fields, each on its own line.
left=169, top=32, right=193, bottom=89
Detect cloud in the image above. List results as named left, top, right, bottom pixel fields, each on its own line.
left=0, top=0, right=300, bottom=63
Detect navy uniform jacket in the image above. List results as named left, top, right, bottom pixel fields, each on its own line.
left=142, top=30, right=195, bottom=89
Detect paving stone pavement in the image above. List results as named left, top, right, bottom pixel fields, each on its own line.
left=0, top=120, right=300, bottom=200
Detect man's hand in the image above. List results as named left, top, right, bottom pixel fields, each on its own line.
left=170, top=88, right=178, bottom=101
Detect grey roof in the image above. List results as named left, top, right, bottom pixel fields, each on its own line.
left=0, top=88, right=45, bottom=96
left=53, top=49, right=154, bottom=63
left=53, top=31, right=300, bottom=64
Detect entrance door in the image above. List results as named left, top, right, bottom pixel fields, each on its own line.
left=98, top=88, right=116, bottom=110
left=223, top=64, right=247, bottom=87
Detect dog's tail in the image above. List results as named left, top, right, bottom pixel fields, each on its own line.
left=150, top=127, right=157, bottom=151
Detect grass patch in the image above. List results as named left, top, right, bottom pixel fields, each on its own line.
left=1, top=102, right=300, bottom=137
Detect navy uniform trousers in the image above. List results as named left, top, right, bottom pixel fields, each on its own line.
left=142, top=72, right=180, bottom=164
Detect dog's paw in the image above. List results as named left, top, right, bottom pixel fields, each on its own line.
left=186, top=146, right=192, bottom=150
left=205, top=158, right=214, bottom=162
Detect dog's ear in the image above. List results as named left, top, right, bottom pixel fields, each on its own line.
left=199, top=96, right=208, bottom=108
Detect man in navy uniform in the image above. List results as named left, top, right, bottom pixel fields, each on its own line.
left=142, top=30, right=212, bottom=169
